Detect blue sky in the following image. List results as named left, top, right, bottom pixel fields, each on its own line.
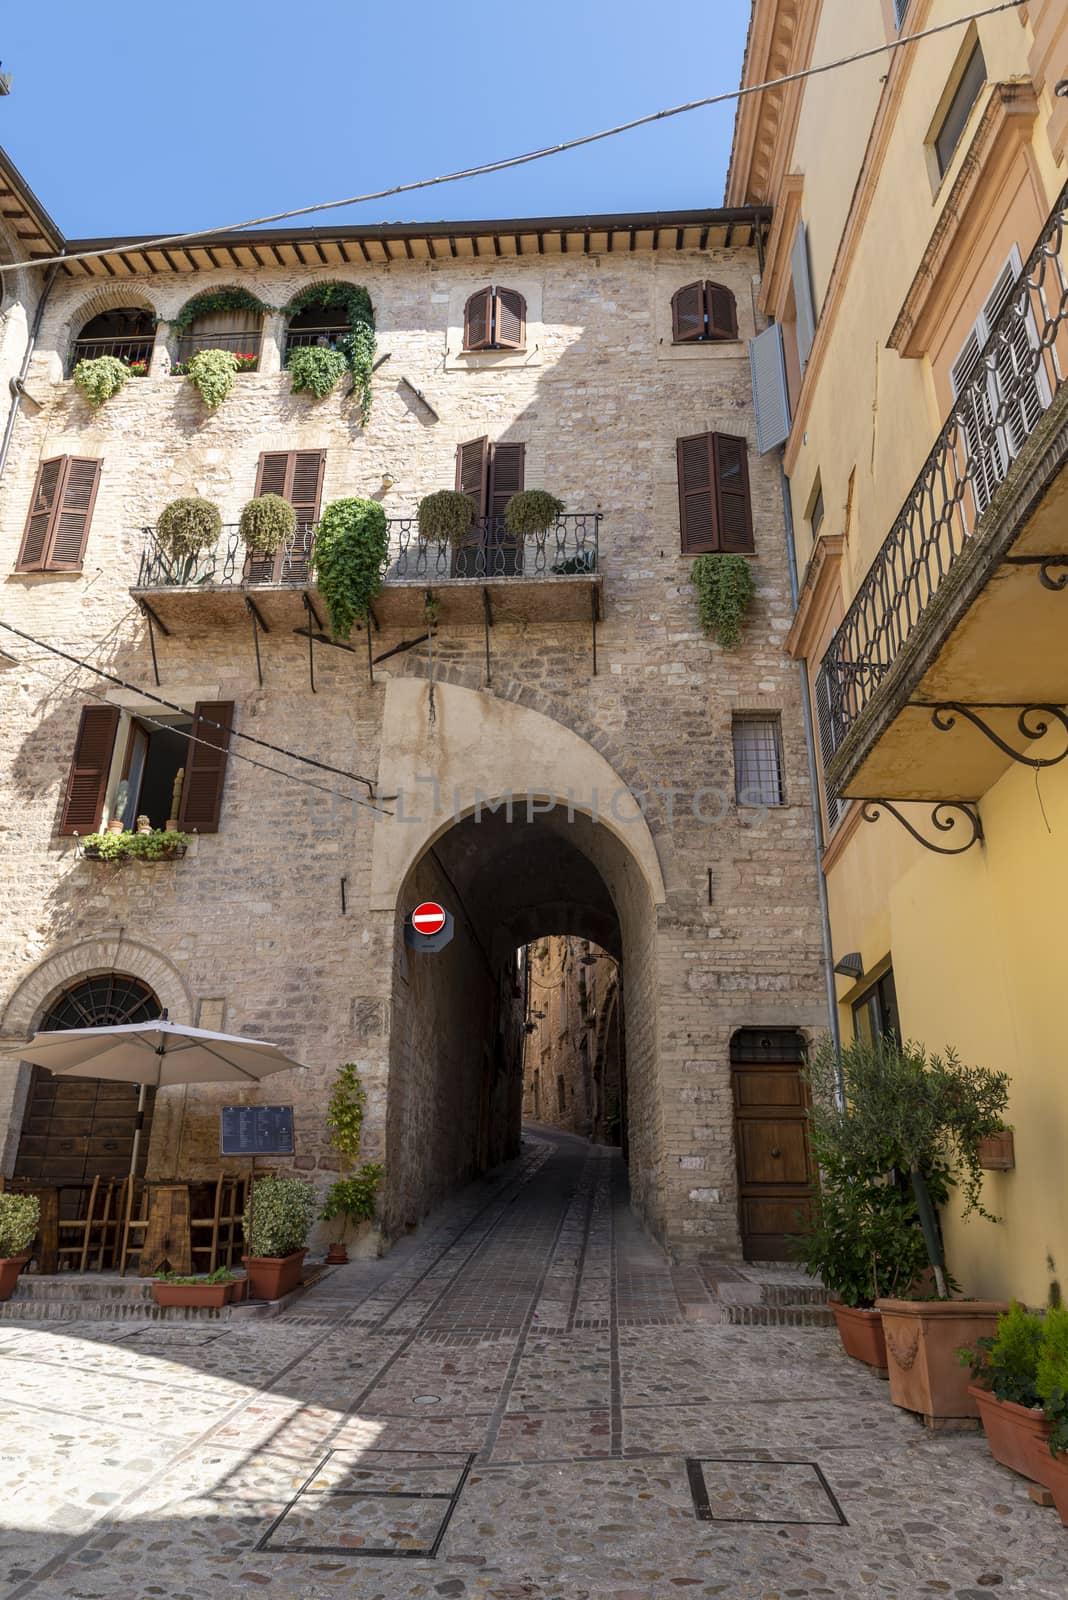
left=0, top=0, right=751, bottom=239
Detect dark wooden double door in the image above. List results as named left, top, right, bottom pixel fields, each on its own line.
left=731, top=1030, right=813, bottom=1260
left=15, top=1068, right=155, bottom=1187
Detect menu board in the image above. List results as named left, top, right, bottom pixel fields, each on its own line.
left=220, top=1105, right=295, bottom=1156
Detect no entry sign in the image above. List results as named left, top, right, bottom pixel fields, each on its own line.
left=405, top=901, right=455, bottom=953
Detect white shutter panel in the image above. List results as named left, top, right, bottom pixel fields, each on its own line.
left=791, top=220, right=818, bottom=371
left=749, top=323, right=791, bottom=453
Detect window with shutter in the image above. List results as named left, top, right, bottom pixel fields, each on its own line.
left=454, top=439, right=525, bottom=575
left=456, top=437, right=490, bottom=518
left=463, top=288, right=493, bottom=351
left=462, top=288, right=526, bottom=351
left=672, top=283, right=706, bottom=343
left=732, top=716, right=785, bottom=807
left=749, top=323, right=792, bottom=454
left=60, top=705, right=120, bottom=835
left=677, top=432, right=754, bottom=554
left=252, top=450, right=325, bottom=581
left=16, top=456, right=102, bottom=572
left=706, top=283, right=738, bottom=341
left=791, top=222, right=818, bottom=372
left=177, top=702, right=234, bottom=834
left=672, top=282, right=738, bottom=343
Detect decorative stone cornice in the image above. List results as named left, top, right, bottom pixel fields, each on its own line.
left=726, top=0, right=817, bottom=206
left=784, top=533, right=845, bottom=658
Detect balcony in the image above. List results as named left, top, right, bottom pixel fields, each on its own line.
left=131, top=513, right=602, bottom=640
left=819, top=182, right=1068, bottom=806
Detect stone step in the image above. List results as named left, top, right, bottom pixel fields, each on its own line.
left=759, top=1280, right=828, bottom=1308
left=722, top=1302, right=836, bottom=1328
left=0, top=1268, right=326, bottom=1323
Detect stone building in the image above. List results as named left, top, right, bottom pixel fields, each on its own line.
left=0, top=144, right=828, bottom=1261
left=521, top=937, right=622, bottom=1142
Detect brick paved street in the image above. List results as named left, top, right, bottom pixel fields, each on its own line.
left=1, top=1130, right=1064, bottom=1599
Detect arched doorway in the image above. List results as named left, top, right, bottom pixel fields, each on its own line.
left=14, top=974, right=161, bottom=1185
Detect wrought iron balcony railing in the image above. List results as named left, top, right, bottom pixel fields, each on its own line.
left=135, top=513, right=600, bottom=590
left=819, top=181, right=1068, bottom=754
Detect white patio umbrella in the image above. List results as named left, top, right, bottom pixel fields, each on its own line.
left=20, top=1009, right=305, bottom=1175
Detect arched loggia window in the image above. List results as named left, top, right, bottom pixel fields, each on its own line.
left=70, top=307, right=156, bottom=374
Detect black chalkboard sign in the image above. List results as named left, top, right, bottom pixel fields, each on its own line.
left=220, top=1105, right=295, bottom=1156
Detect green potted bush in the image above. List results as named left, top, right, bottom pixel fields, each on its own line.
left=320, top=1062, right=383, bottom=1264
left=505, top=489, right=564, bottom=541
left=79, top=829, right=191, bottom=863
left=0, top=1192, right=39, bottom=1299
left=151, top=1265, right=237, bottom=1310
left=813, top=1032, right=1010, bottom=1425
left=155, top=497, right=222, bottom=582
left=72, top=354, right=129, bottom=406
left=309, top=498, right=389, bottom=640
left=417, top=490, right=475, bottom=547
left=185, top=348, right=240, bottom=409
left=963, top=1300, right=1068, bottom=1522
left=286, top=345, right=348, bottom=400
left=239, top=493, right=296, bottom=557
left=242, top=1175, right=317, bottom=1300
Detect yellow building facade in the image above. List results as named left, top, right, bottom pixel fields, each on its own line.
left=729, top=0, right=1068, bottom=1303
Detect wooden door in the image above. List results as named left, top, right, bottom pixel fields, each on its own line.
left=15, top=1067, right=155, bottom=1187
left=731, top=1030, right=813, bottom=1260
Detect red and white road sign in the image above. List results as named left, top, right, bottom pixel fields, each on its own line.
left=411, top=901, right=447, bottom=937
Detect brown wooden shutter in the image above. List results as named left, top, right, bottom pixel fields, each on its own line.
left=17, top=458, right=64, bottom=570
left=487, top=442, right=525, bottom=520
left=712, top=433, right=754, bottom=552
left=253, top=450, right=324, bottom=580
left=456, top=437, right=489, bottom=518
left=178, top=702, right=234, bottom=834
left=254, top=452, right=291, bottom=499
left=48, top=458, right=102, bottom=569
left=16, top=457, right=100, bottom=571
left=706, top=283, right=738, bottom=341
left=494, top=288, right=526, bottom=349
left=672, top=283, right=705, bottom=343
left=288, top=451, right=326, bottom=524
left=677, top=433, right=717, bottom=552
left=464, top=289, right=493, bottom=351
left=60, top=705, right=120, bottom=835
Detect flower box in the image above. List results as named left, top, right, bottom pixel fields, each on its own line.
left=151, top=1278, right=235, bottom=1310
left=977, top=1130, right=1015, bottom=1170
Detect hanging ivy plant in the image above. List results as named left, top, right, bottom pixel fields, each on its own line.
left=72, top=355, right=130, bottom=406
left=186, top=348, right=239, bottom=409
left=692, top=553, right=755, bottom=649
left=506, top=490, right=565, bottom=539
left=286, top=345, right=349, bottom=399
left=282, top=282, right=376, bottom=421
left=239, top=493, right=296, bottom=553
left=170, top=286, right=270, bottom=334
left=310, top=498, right=389, bottom=639
left=417, top=490, right=474, bottom=546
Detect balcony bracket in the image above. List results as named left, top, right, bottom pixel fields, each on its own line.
left=861, top=800, right=984, bottom=856
left=135, top=598, right=170, bottom=687
left=301, top=592, right=321, bottom=694
left=482, top=587, right=493, bottom=685
left=925, top=702, right=1068, bottom=769
left=1002, top=555, right=1068, bottom=591
left=591, top=587, right=600, bottom=677
left=245, top=598, right=269, bottom=689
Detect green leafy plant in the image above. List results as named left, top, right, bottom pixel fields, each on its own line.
left=0, top=1192, right=40, bottom=1257
left=310, top=498, right=388, bottom=639
left=806, top=1033, right=1010, bottom=1299
left=417, top=490, right=474, bottom=546
left=336, top=325, right=377, bottom=423
left=286, top=345, right=348, bottom=399
left=282, top=283, right=376, bottom=419
left=692, top=553, right=756, bottom=648
left=1037, top=1303, right=1068, bottom=1456
left=798, top=1171, right=937, bottom=1309
left=170, top=287, right=269, bottom=334
left=961, top=1301, right=1045, bottom=1406
left=153, top=1266, right=236, bottom=1285
left=72, top=355, right=129, bottom=406
left=321, top=1167, right=383, bottom=1236
left=156, top=497, right=222, bottom=579
left=505, top=489, right=564, bottom=539
left=186, top=348, right=239, bottom=409
left=239, top=493, right=296, bottom=553
left=322, top=1063, right=383, bottom=1241
left=80, top=829, right=192, bottom=861
left=243, top=1175, right=317, bottom=1259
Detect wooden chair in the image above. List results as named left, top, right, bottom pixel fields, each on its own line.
left=189, top=1174, right=247, bottom=1272
left=119, top=1177, right=148, bottom=1276
left=189, top=1176, right=225, bottom=1275
left=55, top=1176, right=104, bottom=1273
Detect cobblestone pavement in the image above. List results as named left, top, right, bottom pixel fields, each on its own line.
left=1, top=1130, right=1064, bottom=1599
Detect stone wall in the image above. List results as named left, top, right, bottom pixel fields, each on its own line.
left=0, top=219, right=828, bottom=1258
left=522, top=937, right=620, bottom=1141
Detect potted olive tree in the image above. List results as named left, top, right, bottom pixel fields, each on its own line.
left=0, top=1192, right=40, bottom=1300
left=242, top=1175, right=317, bottom=1300
left=320, top=1062, right=383, bottom=1264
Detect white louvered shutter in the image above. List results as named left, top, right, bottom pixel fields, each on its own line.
left=749, top=323, right=791, bottom=453
left=791, top=221, right=818, bottom=371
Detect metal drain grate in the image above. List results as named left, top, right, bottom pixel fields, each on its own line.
left=686, top=1458, right=847, bottom=1526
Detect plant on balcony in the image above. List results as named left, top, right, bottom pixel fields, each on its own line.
left=170, top=286, right=269, bottom=335
left=72, top=355, right=129, bottom=406
left=239, top=493, right=296, bottom=555
left=505, top=489, right=564, bottom=539
left=286, top=345, right=348, bottom=400
left=310, top=498, right=388, bottom=640
left=282, top=283, right=376, bottom=420
left=79, top=829, right=192, bottom=862
left=156, top=497, right=222, bottom=577
left=692, top=553, right=755, bottom=649
left=186, top=348, right=239, bottom=409
left=126, top=358, right=150, bottom=377
left=321, top=1062, right=383, bottom=1261
left=417, top=490, right=474, bottom=547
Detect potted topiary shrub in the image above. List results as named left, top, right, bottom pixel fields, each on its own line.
left=155, top=497, right=222, bottom=582
left=151, top=1266, right=238, bottom=1310
left=0, top=1192, right=40, bottom=1300
left=242, top=1175, right=317, bottom=1300
left=309, top=498, right=389, bottom=640
left=320, top=1062, right=383, bottom=1264
left=239, top=493, right=297, bottom=562
left=417, top=490, right=475, bottom=548
left=185, top=348, right=240, bottom=409
left=72, top=355, right=129, bottom=407
left=692, top=553, right=756, bottom=648
left=505, top=489, right=564, bottom=542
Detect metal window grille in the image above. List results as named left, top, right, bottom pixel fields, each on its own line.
left=732, top=716, right=785, bottom=807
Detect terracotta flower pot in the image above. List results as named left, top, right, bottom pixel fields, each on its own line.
left=326, top=1243, right=349, bottom=1265
left=969, top=1384, right=1053, bottom=1482
left=0, top=1254, right=28, bottom=1302
left=151, top=1279, right=235, bottom=1310
left=830, top=1300, right=887, bottom=1369
left=1041, top=1447, right=1068, bottom=1527
left=243, top=1249, right=306, bottom=1301
left=875, top=1298, right=1009, bottom=1426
